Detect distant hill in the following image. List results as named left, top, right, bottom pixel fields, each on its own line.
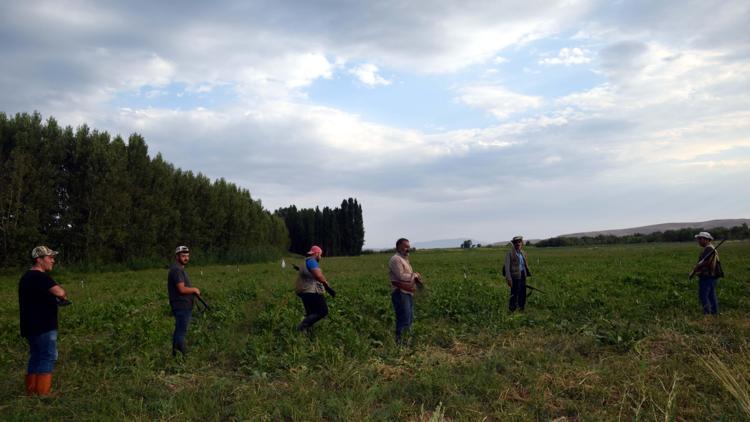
left=559, top=219, right=750, bottom=238
left=412, top=238, right=488, bottom=249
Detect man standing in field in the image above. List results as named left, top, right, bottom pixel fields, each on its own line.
left=389, top=238, right=423, bottom=344
left=692, top=232, right=722, bottom=315
left=504, top=236, right=532, bottom=313
left=167, top=246, right=201, bottom=356
left=295, top=245, right=333, bottom=335
left=18, top=246, right=68, bottom=396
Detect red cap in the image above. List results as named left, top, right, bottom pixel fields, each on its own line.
left=306, top=245, right=323, bottom=256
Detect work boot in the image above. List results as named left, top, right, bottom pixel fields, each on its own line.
left=25, top=374, right=37, bottom=396
left=36, top=373, right=52, bottom=396
left=172, top=341, right=187, bottom=357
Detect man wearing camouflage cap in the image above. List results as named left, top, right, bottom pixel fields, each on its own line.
left=167, top=246, right=201, bottom=356
left=18, top=246, right=68, bottom=395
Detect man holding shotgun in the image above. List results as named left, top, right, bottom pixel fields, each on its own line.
left=167, top=245, right=201, bottom=356
left=504, top=236, right=532, bottom=313
left=295, top=245, right=334, bottom=335
left=691, top=232, right=723, bottom=315
left=389, top=238, right=423, bottom=344
left=18, top=246, right=68, bottom=396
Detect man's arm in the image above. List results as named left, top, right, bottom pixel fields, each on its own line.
left=310, top=268, right=330, bottom=287
left=176, top=281, right=200, bottom=296
left=49, top=285, right=67, bottom=300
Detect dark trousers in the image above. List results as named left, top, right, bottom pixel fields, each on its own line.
left=509, top=274, right=527, bottom=312
left=391, top=290, right=414, bottom=342
left=298, top=293, right=328, bottom=331
left=698, top=277, right=718, bottom=315
left=172, top=308, right=192, bottom=354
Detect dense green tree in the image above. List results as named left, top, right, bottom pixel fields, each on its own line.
left=0, top=112, right=288, bottom=267
left=276, top=198, right=365, bottom=256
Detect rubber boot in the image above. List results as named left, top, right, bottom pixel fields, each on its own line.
left=36, top=373, right=52, bottom=396
left=25, top=374, right=37, bottom=396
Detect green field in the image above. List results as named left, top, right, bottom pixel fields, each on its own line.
left=1, top=242, right=749, bottom=420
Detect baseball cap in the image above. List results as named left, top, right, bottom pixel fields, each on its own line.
left=512, top=236, right=524, bottom=243
left=175, top=245, right=190, bottom=254
left=306, top=245, right=323, bottom=256
left=31, top=246, right=58, bottom=259
left=694, top=232, right=713, bottom=240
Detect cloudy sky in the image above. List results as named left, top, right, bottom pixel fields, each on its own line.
left=1, top=0, right=749, bottom=247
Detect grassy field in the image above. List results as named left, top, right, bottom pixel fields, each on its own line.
left=1, top=242, right=749, bottom=420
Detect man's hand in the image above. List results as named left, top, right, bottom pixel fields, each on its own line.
left=193, top=288, right=201, bottom=296
left=506, top=280, right=512, bottom=288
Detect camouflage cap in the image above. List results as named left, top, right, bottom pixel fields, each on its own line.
left=31, top=246, right=58, bottom=259
left=175, top=245, right=190, bottom=255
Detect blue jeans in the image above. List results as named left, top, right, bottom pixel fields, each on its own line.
left=27, top=330, right=58, bottom=374
left=391, top=290, right=414, bottom=342
left=172, top=308, right=192, bottom=353
left=698, top=277, right=718, bottom=315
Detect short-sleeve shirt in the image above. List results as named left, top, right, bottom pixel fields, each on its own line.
left=167, top=264, right=194, bottom=310
left=516, top=251, right=526, bottom=275
left=306, top=258, right=320, bottom=271
left=18, top=270, right=59, bottom=337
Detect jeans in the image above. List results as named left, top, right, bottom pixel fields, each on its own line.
left=172, top=308, right=192, bottom=353
left=391, top=290, right=414, bottom=342
left=298, top=293, right=328, bottom=331
left=27, top=330, right=58, bottom=374
left=509, top=274, right=527, bottom=312
left=698, top=277, right=719, bottom=315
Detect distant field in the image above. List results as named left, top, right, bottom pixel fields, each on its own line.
left=1, top=242, right=749, bottom=420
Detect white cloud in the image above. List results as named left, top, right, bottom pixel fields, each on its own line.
left=349, top=63, right=391, bottom=87
left=540, top=47, right=591, bottom=65
left=456, top=85, right=542, bottom=119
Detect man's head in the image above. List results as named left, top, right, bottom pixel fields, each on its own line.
left=31, top=246, right=58, bottom=271
left=512, top=236, right=524, bottom=251
left=175, top=245, right=190, bottom=265
left=695, top=232, right=713, bottom=247
left=396, top=238, right=410, bottom=256
left=306, top=245, right=323, bottom=260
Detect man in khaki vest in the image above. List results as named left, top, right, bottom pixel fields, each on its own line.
left=504, top=236, right=532, bottom=312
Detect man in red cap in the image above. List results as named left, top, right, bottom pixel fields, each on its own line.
left=295, top=245, right=334, bottom=335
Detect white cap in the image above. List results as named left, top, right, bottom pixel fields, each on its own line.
left=694, top=231, right=713, bottom=240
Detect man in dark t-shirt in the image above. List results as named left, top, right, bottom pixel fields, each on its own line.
left=18, top=246, right=68, bottom=396
left=167, top=246, right=201, bottom=356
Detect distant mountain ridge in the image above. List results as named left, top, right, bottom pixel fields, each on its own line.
left=559, top=219, right=750, bottom=238
left=411, top=238, right=487, bottom=249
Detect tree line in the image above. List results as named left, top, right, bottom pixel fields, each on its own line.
left=0, top=112, right=289, bottom=268
left=275, top=198, right=365, bottom=256
left=534, top=224, right=750, bottom=247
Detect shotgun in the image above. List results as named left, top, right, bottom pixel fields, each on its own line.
left=195, top=294, right=211, bottom=310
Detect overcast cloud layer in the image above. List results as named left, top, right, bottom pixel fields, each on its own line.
left=1, top=0, right=748, bottom=247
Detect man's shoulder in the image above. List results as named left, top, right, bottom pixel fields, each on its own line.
left=389, top=254, right=404, bottom=264
left=168, top=264, right=185, bottom=278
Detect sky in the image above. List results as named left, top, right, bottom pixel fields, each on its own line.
left=1, top=0, right=748, bottom=248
